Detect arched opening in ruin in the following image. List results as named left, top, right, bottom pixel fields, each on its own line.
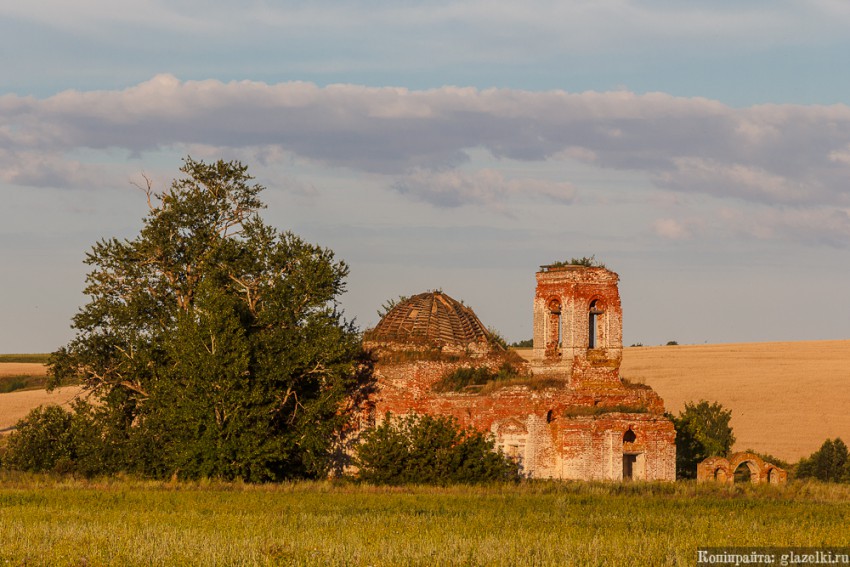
left=733, top=461, right=758, bottom=483
left=768, top=467, right=780, bottom=484
left=622, top=428, right=643, bottom=480
left=714, top=467, right=728, bottom=483
left=547, top=297, right=562, bottom=354
left=546, top=410, right=554, bottom=423
left=589, top=299, right=603, bottom=349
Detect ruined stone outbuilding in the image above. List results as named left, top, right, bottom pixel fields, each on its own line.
left=697, top=452, right=787, bottom=484
left=362, top=264, right=677, bottom=481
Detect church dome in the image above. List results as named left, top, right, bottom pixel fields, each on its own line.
left=368, top=291, right=493, bottom=349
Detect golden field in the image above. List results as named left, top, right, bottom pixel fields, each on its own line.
left=2, top=340, right=849, bottom=462
left=515, top=340, right=850, bottom=462
left=0, top=361, right=81, bottom=431
left=0, top=362, right=46, bottom=378
left=620, top=340, right=850, bottom=462
left=0, top=386, right=81, bottom=431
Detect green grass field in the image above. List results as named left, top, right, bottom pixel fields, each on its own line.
left=1, top=476, right=848, bottom=566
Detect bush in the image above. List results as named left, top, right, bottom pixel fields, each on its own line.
left=3, top=405, right=76, bottom=473
left=796, top=438, right=850, bottom=482
left=356, top=413, right=520, bottom=485
left=487, top=327, right=508, bottom=350
left=671, top=400, right=735, bottom=479
left=2, top=402, right=126, bottom=476
left=547, top=255, right=606, bottom=269
left=0, top=376, right=27, bottom=393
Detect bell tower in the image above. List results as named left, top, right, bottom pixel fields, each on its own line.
left=531, top=264, right=623, bottom=385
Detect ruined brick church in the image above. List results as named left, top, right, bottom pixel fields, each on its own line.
left=363, top=263, right=676, bottom=481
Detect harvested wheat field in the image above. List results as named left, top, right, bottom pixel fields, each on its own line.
left=620, top=340, right=850, bottom=462
left=0, top=361, right=81, bottom=431
left=0, top=362, right=47, bottom=378
left=513, top=341, right=850, bottom=462
left=0, top=386, right=82, bottom=431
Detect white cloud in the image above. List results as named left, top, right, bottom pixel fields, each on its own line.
left=4, top=76, right=850, bottom=245
left=828, top=144, right=850, bottom=165
left=0, top=149, right=115, bottom=189
left=652, top=218, right=692, bottom=240
left=392, top=168, right=575, bottom=210
left=656, top=158, right=812, bottom=205
left=718, top=206, right=850, bottom=247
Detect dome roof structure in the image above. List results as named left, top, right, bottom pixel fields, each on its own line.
left=368, top=291, right=493, bottom=349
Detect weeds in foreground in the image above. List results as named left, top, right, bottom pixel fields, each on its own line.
left=0, top=476, right=848, bottom=566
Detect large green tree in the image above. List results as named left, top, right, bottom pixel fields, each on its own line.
left=672, top=400, right=735, bottom=479
left=48, top=158, right=372, bottom=481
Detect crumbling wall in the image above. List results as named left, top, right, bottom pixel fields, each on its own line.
left=369, top=357, right=676, bottom=481
left=697, top=452, right=787, bottom=484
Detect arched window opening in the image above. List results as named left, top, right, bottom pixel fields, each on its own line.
left=733, top=461, right=756, bottom=483
left=546, top=297, right=562, bottom=355
left=768, top=468, right=780, bottom=484
left=589, top=300, right=604, bottom=349
left=623, top=428, right=637, bottom=444
left=546, top=410, right=554, bottom=423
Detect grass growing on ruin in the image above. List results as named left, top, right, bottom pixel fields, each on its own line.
left=432, top=362, right=525, bottom=392
left=1, top=475, right=849, bottom=566
left=561, top=404, right=650, bottom=418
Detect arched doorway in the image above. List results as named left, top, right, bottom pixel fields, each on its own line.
left=733, top=460, right=758, bottom=483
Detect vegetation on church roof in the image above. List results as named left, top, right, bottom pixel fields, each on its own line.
left=544, top=255, right=606, bottom=269
left=430, top=350, right=528, bottom=393
left=562, top=404, right=650, bottom=418
left=431, top=362, right=524, bottom=393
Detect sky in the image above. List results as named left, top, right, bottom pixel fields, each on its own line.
left=2, top=0, right=850, bottom=352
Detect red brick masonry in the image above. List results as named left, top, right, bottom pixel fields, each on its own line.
left=363, top=265, right=676, bottom=481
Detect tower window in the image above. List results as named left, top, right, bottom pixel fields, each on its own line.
left=547, top=298, right=562, bottom=353
left=589, top=300, right=604, bottom=348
